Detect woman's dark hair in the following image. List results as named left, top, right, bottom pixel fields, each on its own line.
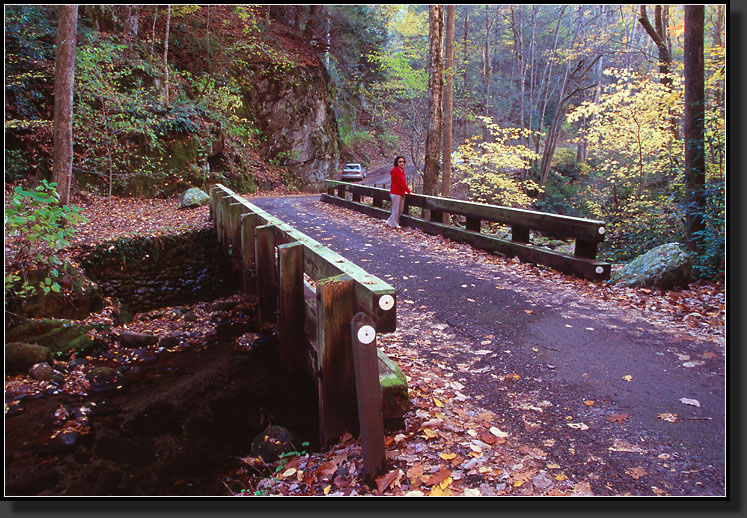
left=394, top=156, right=406, bottom=167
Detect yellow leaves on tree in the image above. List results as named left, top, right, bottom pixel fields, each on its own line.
left=453, top=116, right=541, bottom=209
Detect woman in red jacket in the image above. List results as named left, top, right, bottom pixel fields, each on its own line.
left=386, top=156, right=411, bottom=228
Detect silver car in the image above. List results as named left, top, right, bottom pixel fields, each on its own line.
left=340, top=163, right=366, bottom=181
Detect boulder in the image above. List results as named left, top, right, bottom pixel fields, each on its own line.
left=5, top=318, right=99, bottom=360
left=28, top=362, right=55, bottom=381
left=378, top=349, right=410, bottom=419
left=609, top=243, right=691, bottom=290
left=179, top=187, right=210, bottom=209
left=5, top=342, right=54, bottom=373
left=118, top=331, right=158, bottom=348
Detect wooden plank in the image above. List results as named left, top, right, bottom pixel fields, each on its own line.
left=230, top=203, right=248, bottom=272
left=316, top=275, right=358, bottom=446
left=351, top=312, right=386, bottom=479
left=256, top=224, right=278, bottom=328
left=278, top=242, right=306, bottom=374
left=241, top=212, right=258, bottom=295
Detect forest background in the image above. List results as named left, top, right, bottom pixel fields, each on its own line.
left=4, top=4, right=726, bottom=302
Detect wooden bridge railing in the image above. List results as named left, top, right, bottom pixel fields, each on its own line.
left=210, top=184, right=391, bottom=476
left=322, top=180, right=611, bottom=281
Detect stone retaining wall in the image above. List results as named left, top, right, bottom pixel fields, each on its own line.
left=81, top=229, right=241, bottom=311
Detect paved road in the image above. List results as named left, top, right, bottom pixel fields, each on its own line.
left=251, top=194, right=726, bottom=496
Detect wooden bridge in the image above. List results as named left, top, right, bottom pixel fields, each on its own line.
left=208, top=181, right=612, bottom=478
left=210, top=184, right=396, bottom=478
left=323, top=180, right=611, bottom=281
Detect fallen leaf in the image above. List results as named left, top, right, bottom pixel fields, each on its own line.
left=315, top=461, right=338, bottom=480
left=422, top=428, right=439, bottom=439
left=489, top=426, right=509, bottom=437
left=376, top=469, right=403, bottom=495
left=657, top=412, right=678, bottom=423
left=433, top=397, right=444, bottom=408
left=584, top=400, right=595, bottom=406
left=439, top=452, right=457, bottom=460
left=555, top=473, right=568, bottom=481
left=567, top=422, right=589, bottom=430
left=425, top=467, right=451, bottom=487
left=679, top=397, right=701, bottom=407
left=626, top=467, right=647, bottom=479
left=622, top=375, right=634, bottom=382
left=606, top=414, right=630, bottom=424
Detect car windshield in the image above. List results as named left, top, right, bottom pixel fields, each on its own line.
left=344, top=164, right=360, bottom=170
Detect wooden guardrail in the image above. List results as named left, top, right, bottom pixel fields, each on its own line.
left=210, top=184, right=392, bottom=476
left=322, top=180, right=611, bottom=281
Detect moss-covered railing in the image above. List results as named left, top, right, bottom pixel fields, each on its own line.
left=322, top=180, right=611, bottom=281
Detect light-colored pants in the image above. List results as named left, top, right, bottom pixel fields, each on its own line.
left=387, top=193, right=406, bottom=227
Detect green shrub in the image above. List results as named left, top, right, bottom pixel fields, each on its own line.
left=4, top=180, right=87, bottom=300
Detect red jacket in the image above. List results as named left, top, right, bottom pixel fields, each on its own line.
left=389, top=166, right=411, bottom=195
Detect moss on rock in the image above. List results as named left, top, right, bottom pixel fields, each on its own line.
left=377, top=348, right=410, bottom=419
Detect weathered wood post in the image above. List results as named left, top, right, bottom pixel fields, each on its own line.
left=351, top=312, right=386, bottom=479
left=256, top=224, right=278, bottom=328
left=465, top=216, right=481, bottom=233
left=511, top=224, right=530, bottom=244
left=278, top=242, right=305, bottom=374
left=240, top=212, right=258, bottom=295
left=212, top=188, right=227, bottom=245
left=316, top=275, right=358, bottom=446
left=230, top=203, right=248, bottom=272
left=220, top=193, right=232, bottom=253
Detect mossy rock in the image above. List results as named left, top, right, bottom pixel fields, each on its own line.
left=5, top=318, right=100, bottom=360
left=609, top=243, right=691, bottom=290
left=180, top=187, right=210, bottom=209
left=5, top=342, right=54, bottom=374
left=377, top=348, right=410, bottom=419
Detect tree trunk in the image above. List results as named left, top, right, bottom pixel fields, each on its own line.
left=684, top=5, right=706, bottom=253
left=539, top=54, right=602, bottom=187
left=52, top=5, right=78, bottom=206
left=151, top=6, right=158, bottom=57
left=123, top=5, right=139, bottom=43
left=481, top=6, right=496, bottom=116
left=162, top=5, right=171, bottom=107
left=442, top=5, right=455, bottom=202
left=533, top=5, right=565, bottom=175
left=423, top=5, right=444, bottom=197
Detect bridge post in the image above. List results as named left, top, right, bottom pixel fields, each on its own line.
left=256, top=224, right=278, bottom=328
left=351, top=312, right=386, bottom=479
left=465, top=216, right=481, bottom=233
left=511, top=225, right=530, bottom=244
left=574, top=239, right=599, bottom=259
left=316, top=275, right=358, bottom=447
left=230, top=203, right=248, bottom=272
left=241, top=212, right=258, bottom=295
left=278, top=242, right=306, bottom=374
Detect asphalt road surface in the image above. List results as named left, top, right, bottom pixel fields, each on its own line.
left=250, top=194, right=726, bottom=496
